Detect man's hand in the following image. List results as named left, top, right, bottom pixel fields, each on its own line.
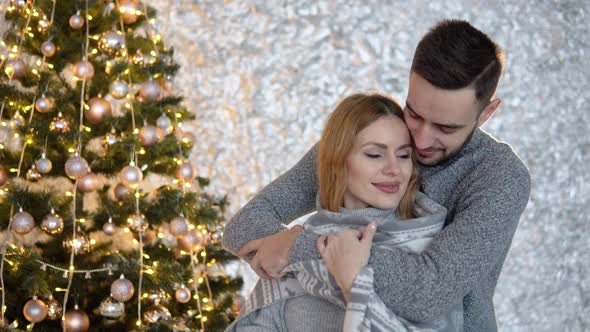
left=317, top=223, right=376, bottom=302
left=239, top=225, right=303, bottom=279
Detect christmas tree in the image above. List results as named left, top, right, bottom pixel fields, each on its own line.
left=0, top=0, right=242, bottom=330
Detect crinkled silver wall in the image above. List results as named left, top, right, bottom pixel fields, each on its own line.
left=155, top=0, right=589, bottom=330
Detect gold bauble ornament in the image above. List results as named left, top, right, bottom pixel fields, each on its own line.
left=63, top=231, right=92, bottom=254
left=77, top=172, right=100, bottom=192
left=23, top=296, right=48, bottom=323
left=98, top=30, right=126, bottom=57
left=109, top=80, right=129, bottom=99
left=85, top=97, right=112, bottom=125
left=41, top=40, right=56, bottom=57
left=127, top=213, right=148, bottom=232
left=0, top=165, right=8, bottom=186
left=210, top=230, right=223, bottom=245
left=26, top=164, right=42, bottom=182
left=175, top=161, right=195, bottom=181
left=113, top=182, right=130, bottom=201
left=102, top=130, right=121, bottom=147
left=139, top=79, right=161, bottom=102
left=9, top=112, right=25, bottom=129
left=4, top=58, right=26, bottom=79
left=62, top=305, right=89, bottom=332
left=169, top=216, right=189, bottom=237
left=139, top=124, right=158, bottom=146
left=99, top=296, right=124, bottom=318
left=68, top=13, right=85, bottom=29
left=132, top=49, right=144, bottom=65
left=118, top=0, right=140, bottom=24
left=41, top=209, right=64, bottom=235
left=175, top=286, right=191, bottom=304
left=35, top=95, right=55, bottom=113
left=65, top=155, right=89, bottom=180
left=50, top=112, right=71, bottom=133
left=45, top=295, right=63, bottom=320
left=73, top=60, right=94, bottom=80
left=143, top=300, right=171, bottom=323
left=231, top=294, right=246, bottom=314
left=12, top=209, right=35, bottom=235
left=119, top=164, right=142, bottom=188
left=111, top=275, right=134, bottom=302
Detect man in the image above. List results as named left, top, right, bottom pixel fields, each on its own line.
left=223, top=19, right=531, bottom=331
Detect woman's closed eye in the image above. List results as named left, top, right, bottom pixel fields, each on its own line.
left=364, top=153, right=381, bottom=159
left=397, top=154, right=411, bottom=159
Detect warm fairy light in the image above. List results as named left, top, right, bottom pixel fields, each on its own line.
left=145, top=268, right=154, bottom=275
left=202, top=316, right=208, bottom=322
left=150, top=50, right=157, bottom=57
left=201, top=229, right=207, bottom=235
left=87, top=15, right=93, bottom=21
left=152, top=261, right=158, bottom=267
left=65, top=191, right=73, bottom=197
left=136, top=320, right=141, bottom=327
left=134, top=192, right=140, bottom=198
left=143, top=254, right=150, bottom=259
left=197, top=277, right=204, bottom=284
left=139, top=148, right=146, bottom=154
left=142, top=293, right=148, bottom=298
left=124, top=228, right=130, bottom=233
left=47, top=63, right=54, bottom=69
left=210, top=259, right=216, bottom=264
left=91, top=49, right=98, bottom=54
left=68, top=147, right=76, bottom=153
left=189, top=224, right=195, bottom=230
left=133, top=128, right=139, bottom=134
left=69, top=266, right=75, bottom=271
left=184, top=182, right=192, bottom=188
left=177, top=122, right=183, bottom=128
left=9, top=168, right=17, bottom=173
left=157, top=232, right=164, bottom=238
left=84, top=126, right=91, bottom=132
left=202, top=297, right=209, bottom=303
left=200, top=252, right=206, bottom=257
left=90, top=239, right=96, bottom=245
left=79, top=218, right=86, bottom=223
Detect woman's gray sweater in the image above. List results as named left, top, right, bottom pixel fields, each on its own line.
left=223, top=129, right=531, bottom=331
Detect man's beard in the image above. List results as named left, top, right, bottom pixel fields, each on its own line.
left=418, top=125, right=477, bottom=166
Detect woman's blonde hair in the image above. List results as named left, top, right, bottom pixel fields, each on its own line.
left=317, top=93, right=419, bottom=219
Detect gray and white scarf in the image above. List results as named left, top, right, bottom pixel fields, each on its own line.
left=229, top=192, right=463, bottom=332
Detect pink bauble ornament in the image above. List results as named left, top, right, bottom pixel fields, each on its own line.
left=118, top=0, right=140, bottom=24
left=169, top=216, right=189, bottom=237
left=62, top=306, right=89, bottom=332
left=41, top=40, right=57, bottom=57
left=69, top=14, right=84, bottom=29
left=85, top=97, right=112, bottom=125
left=77, top=172, right=99, bottom=192
left=175, top=161, right=194, bottom=181
left=175, top=286, right=191, bottom=303
left=23, top=297, right=48, bottom=323
left=12, top=209, right=35, bottom=235
left=41, top=210, right=64, bottom=235
left=119, top=164, right=142, bottom=188
left=65, top=155, right=89, bottom=180
left=113, top=182, right=130, bottom=201
left=111, top=275, right=135, bottom=302
left=177, top=229, right=203, bottom=252
left=73, top=60, right=94, bottom=80
left=139, top=79, right=161, bottom=102
left=35, top=96, right=54, bottom=113
left=139, top=125, right=159, bottom=146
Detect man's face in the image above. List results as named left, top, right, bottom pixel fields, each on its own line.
left=404, top=72, right=488, bottom=166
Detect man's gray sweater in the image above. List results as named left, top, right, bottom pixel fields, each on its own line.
left=223, top=129, right=531, bottom=331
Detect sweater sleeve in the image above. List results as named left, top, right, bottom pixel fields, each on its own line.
left=222, top=144, right=320, bottom=259
left=367, top=154, right=531, bottom=321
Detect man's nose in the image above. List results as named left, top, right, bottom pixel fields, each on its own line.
left=412, top=124, right=435, bottom=150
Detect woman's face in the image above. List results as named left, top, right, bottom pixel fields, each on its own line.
left=343, top=115, right=413, bottom=210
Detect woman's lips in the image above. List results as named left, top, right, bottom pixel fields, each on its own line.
left=373, top=182, right=400, bottom=193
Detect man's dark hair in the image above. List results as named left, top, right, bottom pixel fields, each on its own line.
left=411, top=19, right=505, bottom=110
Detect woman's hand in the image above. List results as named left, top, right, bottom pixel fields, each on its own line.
left=239, top=225, right=304, bottom=279
left=317, top=222, right=376, bottom=302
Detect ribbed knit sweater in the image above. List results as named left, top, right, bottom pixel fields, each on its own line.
left=223, top=129, right=531, bottom=331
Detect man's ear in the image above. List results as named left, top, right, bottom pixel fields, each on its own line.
left=477, top=98, right=502, bottom=127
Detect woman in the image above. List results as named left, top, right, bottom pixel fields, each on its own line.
left=226, top=93, right=462, bottom=331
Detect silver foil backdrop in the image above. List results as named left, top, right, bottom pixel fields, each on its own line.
left=147, top=1, right=589, bottom=330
